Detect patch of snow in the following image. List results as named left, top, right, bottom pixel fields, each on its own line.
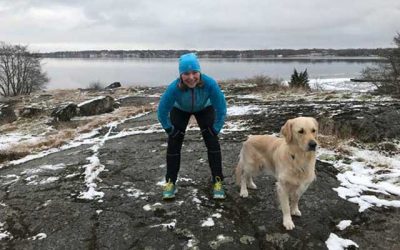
left=222, top=120, right=251, bottom=133
left=22, top=163, right=66, bottom=176
left=201, top=217, right=215, bottom=227
left=318, top=145, right=400, bottom=212
left=336, top=220, right=352, bottom=230
left=212, top=213, right=222, bottom=218
left=65, top=173, right=80, bottom=178
left=78, top=124, right=116, bottom=200
left=236, top=94, right=263, bottom=100
left=227, top=105, right=263, bottom=116
left=77, top=96, right=105, bottom=107
left=143, top=202, right=162, bottom=211
left=1, top=174, right=20, bottom=185
left=192, top=197, right=201, bottom=204
left=0, top=133, right=43, bottom=151
left=29, top=233, right=47, bottom=240
left=325, top=233, right=358, bottom=250
left=0, top=222, right=12, bottom=240
left=308, top=78, right=376, bottom=92
left=178, top=177, right=193, bottom=182
left=126, top=188, right=145, bottom=198
left=150, top=219, right=177, bottom=230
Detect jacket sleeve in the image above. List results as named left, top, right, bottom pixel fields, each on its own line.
left=157, top=81, right=177, bottom=130
left=209, top=80, right=227, bottom=133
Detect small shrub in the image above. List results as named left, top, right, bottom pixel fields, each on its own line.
left=88, top=81, right=104, bottom=90
left=289, top=69, right=310, bottom=90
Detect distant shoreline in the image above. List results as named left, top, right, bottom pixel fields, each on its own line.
left=41, top=56, right=385, bottom=63
left=36, top=48, right=391, bottom=60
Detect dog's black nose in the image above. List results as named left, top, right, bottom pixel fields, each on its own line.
left=308, top=140, right=317, bottom=151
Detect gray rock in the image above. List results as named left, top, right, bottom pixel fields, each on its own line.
left=78, top=96, right=115, bottom=116
left=105, top=82, right=121, bottom=89
left=0, top=104, right=17, bottom=125
left=19, top=106, right=44, bottom=118
left=51, top=103, right=78, bottom=121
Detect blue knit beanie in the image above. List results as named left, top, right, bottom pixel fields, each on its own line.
left=179, top=53, right=201, bottom=75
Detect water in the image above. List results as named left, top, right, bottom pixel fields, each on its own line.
left=42, top=58, right=378, bottom=90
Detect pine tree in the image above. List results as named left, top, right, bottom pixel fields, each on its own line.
left=289, top=68, right=310, bottom=90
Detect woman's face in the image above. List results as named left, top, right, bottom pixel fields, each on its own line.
left=181, top=71, right=200, bottom=88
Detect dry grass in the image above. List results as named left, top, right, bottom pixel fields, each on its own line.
left=317, top=116, right=357, bottom=152
left=0, top=103, right=155, bottom=164
left=220, top=75, right=288, bottom=92
left=77, top=106, right=144, bottom=133
left=0, top=149, right=31, bottom=164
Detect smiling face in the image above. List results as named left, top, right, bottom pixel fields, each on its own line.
left=181, top=71, right=200, bottom=88
left=281, top=117, right=319, bottom=151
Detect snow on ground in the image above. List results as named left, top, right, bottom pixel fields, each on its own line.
left=336, top=220, right=352, bottom=230
left=318, top=147, right=400, bottom=212
left=325, top=233, right=359, bottom=250
left=0, top=133, right=44, bottom=151
left=201, top=217, right=215, bottom=227
left=1, top=83, right=399, bottom=248
left=227, top=105, right=263, bottom=116
left=282, top=78, right=376, bottom=92
left=0, top=222, right=12, bottom=240
left=309, top=78, right=376, bottom=92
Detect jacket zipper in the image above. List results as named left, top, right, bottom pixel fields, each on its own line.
left=191, top=88, right=195, bottom=112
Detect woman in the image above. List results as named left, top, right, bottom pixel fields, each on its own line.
left=157, top=53, right=227, bottom=200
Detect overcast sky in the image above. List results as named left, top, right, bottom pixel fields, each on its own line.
left=1, top=0, right=399, bottom=52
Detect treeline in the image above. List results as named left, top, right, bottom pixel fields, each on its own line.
left=37, top=48, right=392, bottom=59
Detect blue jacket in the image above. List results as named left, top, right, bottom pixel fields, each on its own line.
left=157, top=74, right=227, bottom=133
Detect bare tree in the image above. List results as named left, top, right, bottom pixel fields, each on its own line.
left=0, top=42, right=48, bottom=97
left=361, top=33, right=400, bottom=95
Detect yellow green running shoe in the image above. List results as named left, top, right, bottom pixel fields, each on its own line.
left=163, top=179, right=177, bottom=200
left=213, top=176, right=225, bottom=200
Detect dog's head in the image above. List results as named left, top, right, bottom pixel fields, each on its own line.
left=280, top=117, right=319, bottom=152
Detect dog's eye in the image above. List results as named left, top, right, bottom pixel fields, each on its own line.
left=298, top=129, right=304, bottom=134
left=312, top=129, right=316, bottom=133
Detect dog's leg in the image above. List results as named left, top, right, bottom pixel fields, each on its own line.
left=277, top=181, right=295, bottom=230
left=246, top=175, right=257, bottom=190
left=290, top=189, right=302, bottom=217
left=239, top=171, right=249, bottom=197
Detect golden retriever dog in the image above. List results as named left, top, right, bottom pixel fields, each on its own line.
left=235, top=117, right=318, bottom=230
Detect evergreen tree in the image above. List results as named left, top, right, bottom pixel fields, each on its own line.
left=289, top=68, right=310, bottom=90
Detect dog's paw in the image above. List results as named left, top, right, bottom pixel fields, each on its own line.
left=239, top=189, right=249, bottom=198
left=283, top=218, right=295, bottom=230
left=291, top=209, right=302, bottom=217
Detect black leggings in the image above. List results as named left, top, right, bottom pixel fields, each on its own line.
left=166, top=106, right=223, bottom=184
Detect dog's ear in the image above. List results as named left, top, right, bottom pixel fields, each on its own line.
left=281, top=119, right=293, bottom=143
left=312, top=118, right=319, bottom=131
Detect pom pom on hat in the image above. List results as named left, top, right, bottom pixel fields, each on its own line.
left=179, top=53, right=201, bottom=75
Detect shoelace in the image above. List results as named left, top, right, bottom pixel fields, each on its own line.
left=164, top=180, right=174, bottom=191
left=214, top=182, right=222, bottom=191
left=214, top=177, right=223, bottom=191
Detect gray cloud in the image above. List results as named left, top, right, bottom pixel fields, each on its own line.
left=0, top=0, right=399, bottom=51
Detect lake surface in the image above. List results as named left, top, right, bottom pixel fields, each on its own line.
left=42, top=58, right=378, bottom=90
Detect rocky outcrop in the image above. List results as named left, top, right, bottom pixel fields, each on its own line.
left=0, top=104, right=17, bottom=125
left=51, top=103, right=78, bottom=121
left=78, top=96, right=115, bottom=116
left=19, top=106, right=44, bottom=118
left=1, top=112, right=398, bottom=250
left=323, top=101, right=400, bottom=142
left=117, top=96, right=159, bottom=107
